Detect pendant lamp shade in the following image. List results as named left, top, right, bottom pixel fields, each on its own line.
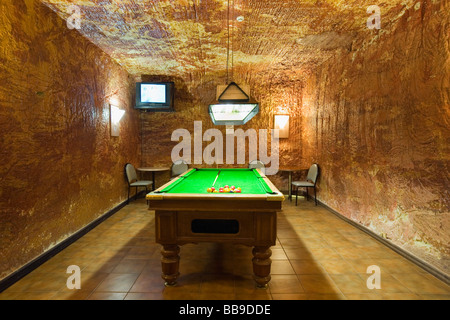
left=209, top=82, right=259, bottom=125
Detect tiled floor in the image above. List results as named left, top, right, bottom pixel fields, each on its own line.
left=1, top=197, right=449, bottom=300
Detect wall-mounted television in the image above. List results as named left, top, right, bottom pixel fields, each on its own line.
left=135, top=82, right=175, bottom=112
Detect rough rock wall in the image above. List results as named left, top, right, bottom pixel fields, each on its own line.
left=0, top=0, right=140, bottom=280
left=301, top=0, right=449, bottom=275
left=139, top=73, right=303, bottom=190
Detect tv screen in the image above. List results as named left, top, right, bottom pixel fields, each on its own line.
left=135, top=82, right=174, bottom=111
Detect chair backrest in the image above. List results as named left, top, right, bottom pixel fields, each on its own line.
left=125, top=163, right=138, bottom=184
left=171, top=160, right=189, bottom=177
left=249, top=160, right=265, bottom=174
left=306, top=163, right=319, bottom=184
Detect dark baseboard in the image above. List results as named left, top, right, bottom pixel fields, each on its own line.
left=313, top=197, right=450, bottom=286
left=0, top=195, right=138, bottom=293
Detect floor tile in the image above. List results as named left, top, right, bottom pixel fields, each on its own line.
left=87, top=292, right=127, bottom=300
left=272, top=293, right=309, bottom=300
left=200, top=274, right=235, bottom=294
left=269, top=275, right=304, bottom=294
left=1, top=197, right=448, bottom=301
left=271, top=260, right=296, bottom=274
left=329, top=274, right=373, bottom=294
left=290, top=260, right=326, bottom=274
left=124, top=292, right=164, bottom=300
left=111, top=259, right=148, bottom=274
left=129, top=273, right=165, bottom=293
left=94, top=273, right=139, bottom=292
left=390, top=273, right=450, bottom=294
left=297, top=274, right=340, bottom=294
left=319, top=259, right=357, bottom=274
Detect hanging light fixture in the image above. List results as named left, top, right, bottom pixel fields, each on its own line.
left=208, top=0, right=259, bottom=126
left=209, top=82, right=259, bottom=125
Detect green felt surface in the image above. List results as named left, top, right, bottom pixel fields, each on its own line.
left=160, top=168, right=274, bottom=194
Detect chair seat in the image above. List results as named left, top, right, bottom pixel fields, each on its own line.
left=130, top=181, right=153, bottom=187
left=292, top=180, right=314, bottom=187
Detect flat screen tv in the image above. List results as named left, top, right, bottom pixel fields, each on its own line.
left=135, top=82, right=175, bottom=111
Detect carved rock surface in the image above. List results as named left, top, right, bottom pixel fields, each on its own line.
left=0, top=0, right=448, bottom=282
left=300, top=1, right=449, bottom=275
left=0, top=0, right=140, bottom=280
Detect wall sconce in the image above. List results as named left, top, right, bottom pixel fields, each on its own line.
left=274, top=114, right=289, bottom=138
left=110, top=104, right=125, bottom=137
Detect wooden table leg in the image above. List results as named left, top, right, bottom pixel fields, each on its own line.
left=160, top=244, right=180, bottom=286
left=252, top=246, right=272, bottom=288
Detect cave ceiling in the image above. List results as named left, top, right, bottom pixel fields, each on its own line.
left=41, top=0, right=414, bottom=83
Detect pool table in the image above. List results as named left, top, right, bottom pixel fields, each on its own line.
left=146, top=168, right=284, bottom=288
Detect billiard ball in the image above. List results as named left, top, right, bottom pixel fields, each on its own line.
left=211, top=187, right=215, bottom=192
left=231, top=186, right=235, bottom=190
left=207, top=188, right=212, bottom=193
left=219, top=187, right=224, bottom=192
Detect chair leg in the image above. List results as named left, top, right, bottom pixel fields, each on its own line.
left=295, top=187, right=298, bottom=206
left=314, top=186, right=317, bottom=206
left=305, top=187, right=308, bottom=201
left=127, top=187, right=130, bottom=204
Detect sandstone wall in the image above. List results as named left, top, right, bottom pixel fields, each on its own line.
left=301, top=1, right=449, bottom=275
left=1, top=0, right=447, bottom=283
left=0, top=0, right=140, bottom=281
left=139, top=73, right=304, bottom=190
